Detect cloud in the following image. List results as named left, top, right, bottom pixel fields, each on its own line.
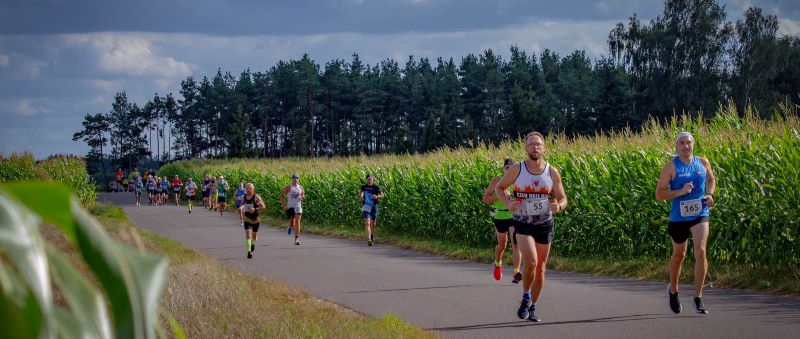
left=64, top=33, right=193, bottom=78
left=10, top=99, right=51, bottom=117
left=0, top=55, right=8, bottom=67
left=778, top=18, right=800, bottom=36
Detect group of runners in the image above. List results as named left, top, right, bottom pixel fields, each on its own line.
left=482, top=131, right=715, bottom=321
left=119, top=130, right=714, bottom=322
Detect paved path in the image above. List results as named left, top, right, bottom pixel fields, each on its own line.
left=100, top=192, right=800, bottom=339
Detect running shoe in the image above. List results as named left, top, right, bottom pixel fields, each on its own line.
left=517, top=299, right=532, bottom=320
left=251, top=243, right=255, bottom=252
left=295, top=239, right=300, bottom=246
left=288, top=226, right=292, bottom=235
left=668, top=285, right=682, bottom=314
left=692, top=296, right=708, bottom=314
left=528, top=304, right=540, bottom=322
left=512, top=272, right=523, bottom=284
left=247, top=251, right=252, bottom=259
left=493, top=265, right=502, bottom=281
left=368, top=239, right=373, bottom=246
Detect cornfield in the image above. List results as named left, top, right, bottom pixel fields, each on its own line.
left=160, top=107, right=800, bottom=270
left=0, top=153, right=96, bottom=206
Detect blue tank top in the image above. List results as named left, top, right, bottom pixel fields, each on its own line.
left=669, top=156, right=709, bottom=222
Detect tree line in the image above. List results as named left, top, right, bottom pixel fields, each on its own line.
left=74, top=0, right=800, bottom=175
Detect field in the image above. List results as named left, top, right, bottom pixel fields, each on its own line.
left=160, top=108, right=800, bottom=287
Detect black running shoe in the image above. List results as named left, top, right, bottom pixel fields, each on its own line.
left=512, top=272, right=523, bottom=284
left=368, top=239, right=373, bottom=246
left=528, top=304, right=540, bottom=322
left=247, top=252, right=252, bottom=259
left=693, top=296, right=708, bottom=314
left=668, top=285, right=682, bottom=314
left=517, top=299, right=532, bottom=320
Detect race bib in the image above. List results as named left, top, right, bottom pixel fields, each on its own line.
left=362, top=204, right=373, bottom=212
left=679, top=198, right=703, bottom=217
left=525, top=198, right=550, bottom=216
left=244, top=203, right=254, bottom=212
left=219, top=192, right=226, bottom=197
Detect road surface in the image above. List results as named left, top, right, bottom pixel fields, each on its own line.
left=99, top=192, right=800, bottom=339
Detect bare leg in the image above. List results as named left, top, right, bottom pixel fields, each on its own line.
left=531, top=242, right=551, bottom=303
left=691, top=222, right=710, bottom=297
left=669, top=241, right=688, bottom=293
left=495, top=230, right=508, bottom=264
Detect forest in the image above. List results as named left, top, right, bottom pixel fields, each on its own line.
left=73, top=1, right=800, bottom=174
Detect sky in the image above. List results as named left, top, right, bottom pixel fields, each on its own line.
left=1, top=0, right=799, bottom=159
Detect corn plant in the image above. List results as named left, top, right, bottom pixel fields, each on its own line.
left=0, top=183, right=177, bottom=339
left=160, top=108, right=799, bottom=271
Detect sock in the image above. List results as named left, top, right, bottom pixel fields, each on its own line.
left=495, top=261, right=502, bottom=267
left=522, top=292, right=531, bottom=302
left=514, top=267, right=520, bottom=274
left=247, top=239, right=252, bottom=251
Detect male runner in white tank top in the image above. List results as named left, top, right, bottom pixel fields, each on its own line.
left=281, top=174, right=305, bottom=245
left=495, top=131, right=568, bottom=322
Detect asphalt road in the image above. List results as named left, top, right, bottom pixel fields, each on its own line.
left=100, top=192, right=800, bottom=339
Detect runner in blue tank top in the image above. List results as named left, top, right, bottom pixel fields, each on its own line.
left=656, top=132, right=717, bottom=315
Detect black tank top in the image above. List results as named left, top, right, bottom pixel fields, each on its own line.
left=244, top=194, right=259, bottom=219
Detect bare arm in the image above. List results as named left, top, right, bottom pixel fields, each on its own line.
left=495, top=163, right=521, bottom=211
left=549, top=167, right=568, bottom=213
left=254, top=194, right=266, bottom=212
left=655, top=162, right=692, bottom=201
left=374, top=188, right=385, bottom=200
left=482, top=177, right=500, bottom=204
left=279, top=186, right=290, bottom=207
left=700, top=157, right=717, bottom=207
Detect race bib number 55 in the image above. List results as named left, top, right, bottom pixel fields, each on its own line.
left=679, top=198, right=703, bottom=217
left=525, top=198, right=550, bottom=216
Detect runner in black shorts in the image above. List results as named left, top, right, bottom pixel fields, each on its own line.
left=483, top=158, right=521, bottom=283
left=656, top=132, right=716, bottom=314
left=240, top=183, right=266, bottom=259
left=495, top=132, right=568, bottom=322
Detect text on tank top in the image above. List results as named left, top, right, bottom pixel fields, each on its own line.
left=512, top=161, right=554, bottom=225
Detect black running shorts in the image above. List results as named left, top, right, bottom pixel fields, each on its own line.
left=217, top=196, right=227, bottom=203
left=244, top=222, right=260, bottom=232
left=285, top=208, right=297, bottom=219
left=668, top=216, right=709, bottom=244
left=493, top=218, right=513, bottom=233
left=513, top=220, right=555, bottom=245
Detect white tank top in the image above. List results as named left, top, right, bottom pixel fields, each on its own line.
left=287, top=184, right=303, bottom=209
left=512, top=161, right=553, bottom=225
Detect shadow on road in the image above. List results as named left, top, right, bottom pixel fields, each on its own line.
left=427, top=313, right=676, bottom=332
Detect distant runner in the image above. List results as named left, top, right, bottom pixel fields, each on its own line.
left=202, top=174, right=211, bottom=209
left=240, top=183, right=266, bottom=259
left=655, top=132, right=716, bottom=315
left=160, top=176, right=170, bottom=206
left=483, top=158, right=522, bottom=283
left=217, top=176, right=230, bottom=217
left=280, top=174, right=305, bottom=245
left=495, top=131, right=568, bottom=322
left=133, top=175, right=143, bottom=206
left=185, top=178, right=198, bottom=213
left=172, top=175, right=183, bottom=206
left=359, top=174, right=384, bottom=246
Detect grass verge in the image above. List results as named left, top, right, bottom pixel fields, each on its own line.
left=45, top=203, right=441, bottom=339
left=263, top=216, right=800, bottom=296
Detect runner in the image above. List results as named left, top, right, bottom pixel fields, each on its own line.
left=185, top=177, right=198, bottom=214
left=115, top=168, right=124, bottom=192
left=128, top=168, right=140, bottom=192
left=495, top=131, right=568, bottom=322
left=146, top=175, right=156, bottom=206
left=133, top=175, right=143, bottom=206
left=201, top=174, right=211, bottom=209
left=160, top=176, right=170, bottom=206
left=483, top=158, right=522, bottom=283
left=235, top=183, right=246, bottom=210
left=655, top=132, right=716, bottom=315
left=280, top=174, right=305, bottom=245
left=172, top=175, right=183, bottom=206
left=208, top=177, right=218, bottom=211
left=359, top=174, right=384, bottom=246
left=217, top=175, right=230, bottom=217
left=240, top=183, right=266, bottom=259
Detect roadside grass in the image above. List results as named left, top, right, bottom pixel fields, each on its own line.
left=266, top=216, right=800, bottom=296
left=45, top=203, right=440, bottom=339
